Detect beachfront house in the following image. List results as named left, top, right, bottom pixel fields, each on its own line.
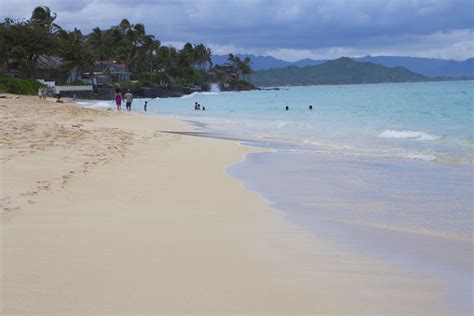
left=2, top=56, right=83, bottom=83
left=208, top=64, right=240, bottom=84
left=37, top=56, right=88, bottom=83
left=85, top=61, right=130, bottom=86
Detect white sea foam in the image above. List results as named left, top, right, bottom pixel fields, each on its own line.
left=397, top=152, right=437, bottom=161
left=276, top=121, right=289, bottom=128
left=91, top=101, right=114, bottom=108
left=378, top=130, right=441, bottom=141
left=301, top=139, right=438, bottom=161
left=180, top=91, right=220, bottom=98
left=210, top=83, right=221, bottom=93
left=74, top=100, right=112, bottom=109
left=273, top=121, right=312, bottom=129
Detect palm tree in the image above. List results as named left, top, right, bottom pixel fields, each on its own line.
left=142, top=35, right=160, bottom=73
left=227, top=53, right=235, bottom=67
left=87, top=27, right=108, bottom=60
left=58, top=29, right=95, bottom=82
left=116, top=19, right=151, bottom=74
left=240, top=56, right=253, bottom=81
left=180, top=43, right=194, bottom=67
left=132, top=23, right=146, bottom=45
left=193, top=44, right=212, bottom=70
left=31, top=6, right=61, bottom=33
left=118, top=19, right=132, bottom=35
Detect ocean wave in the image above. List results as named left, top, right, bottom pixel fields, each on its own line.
left=378, top=130, right=441, bottom=141
left=303, top=139, right=355, bottom=150
left=284, top=147, right=438, bottom=162
left=273, top=121, right=312, bottom=129
left=276, top=121, right=288, bottom=128
left=92, top=101, right=114, bottom=108
left=396, top=152, right=437, bottom=161
left=287, top=139, right=440, bottom=161
left=180, top=92, right=220, bottom=99
left=74, top=100, right=112, bottom=109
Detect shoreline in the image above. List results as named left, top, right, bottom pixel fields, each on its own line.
left=229, top=152, right=473, bottom=310
left=1, top=96, right=447, bottom=313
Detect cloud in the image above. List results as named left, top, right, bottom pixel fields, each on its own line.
left=264, top=30, right=474, bottom=61
left=1, top=0, right=473, bottom=60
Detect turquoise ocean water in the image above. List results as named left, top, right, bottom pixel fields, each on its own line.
left=113, top=80, right=473, bottom=163
left=87, top=80, right=473, bottom=311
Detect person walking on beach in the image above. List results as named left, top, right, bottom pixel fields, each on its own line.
left=124, top=90, right=133, bottom=112
left=114, top=88, right=122, bottom=111
left=144, top=101, right=148, bottom=112
left=53, top=86, right=59, bottom=99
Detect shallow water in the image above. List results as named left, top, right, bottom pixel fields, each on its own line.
left=228, top=151, right=473, bottom=312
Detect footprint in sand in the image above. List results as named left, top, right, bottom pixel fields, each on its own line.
left=3, top=206, right=20, bottom=211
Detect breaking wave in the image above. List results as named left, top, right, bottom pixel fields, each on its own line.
left=181, top=92, right=220, bottom=99
left=378, top=130, right=441, bottom=141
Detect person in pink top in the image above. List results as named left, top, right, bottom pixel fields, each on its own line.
left=114, top=88, right=122, bottom=111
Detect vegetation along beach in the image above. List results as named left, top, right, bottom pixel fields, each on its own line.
left=1, top=1, right=473, bottom=314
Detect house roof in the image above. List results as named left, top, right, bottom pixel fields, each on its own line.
left=37, top=56, right=64, bottom=70
left=96, top=61, right=127, bottom=69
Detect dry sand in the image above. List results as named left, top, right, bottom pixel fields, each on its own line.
left=1, top=96, right=444, bottom=314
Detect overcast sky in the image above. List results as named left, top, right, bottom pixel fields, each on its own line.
left=1, top=0, right=473, bottom=61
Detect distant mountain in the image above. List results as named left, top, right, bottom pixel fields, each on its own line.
left=291, top=58, right=326, bottom=68
left=430, top=57, right=474, bottom=78
left=211, top=54, right=324, bottom=71
left=212, top=54, right=474, bottom=78
left=355, top=56, right=474, bottom=78
left=250, top=57, right=428, bottom=87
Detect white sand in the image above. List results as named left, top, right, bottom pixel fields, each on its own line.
left=1, top=96, right=444, bottom=314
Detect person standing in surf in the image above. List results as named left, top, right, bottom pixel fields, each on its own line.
left=124, top=90, right=133, bottom=112
left=114, top=88, right=122, bottom=111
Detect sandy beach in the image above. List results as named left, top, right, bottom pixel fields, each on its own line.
left=1, top=96, right=445, bottom=314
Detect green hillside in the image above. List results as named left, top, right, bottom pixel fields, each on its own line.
left=250, top=57, right=428, bottom=86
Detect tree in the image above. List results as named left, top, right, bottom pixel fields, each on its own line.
left=57, top=29, right=95, bottom=81
left=142, top=35, right=160, bottom=73
left=193, top=44, right=212, bottom=70
left=113, top=19, right=152, bottom=76
left=0, top=20, right=13, bottom=74
left=179, top=43, right=195, bottom=67
left=1, top=18, right=56, bottom=77
left=31, top=6, right=61, bottom=33
left=239, top=56, right=253, bottom=81
left=227, top=53, right=235, bottom=67
left=1, top=7, right=248, bottom=90
left=87, top=27, right=109, bottom=60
